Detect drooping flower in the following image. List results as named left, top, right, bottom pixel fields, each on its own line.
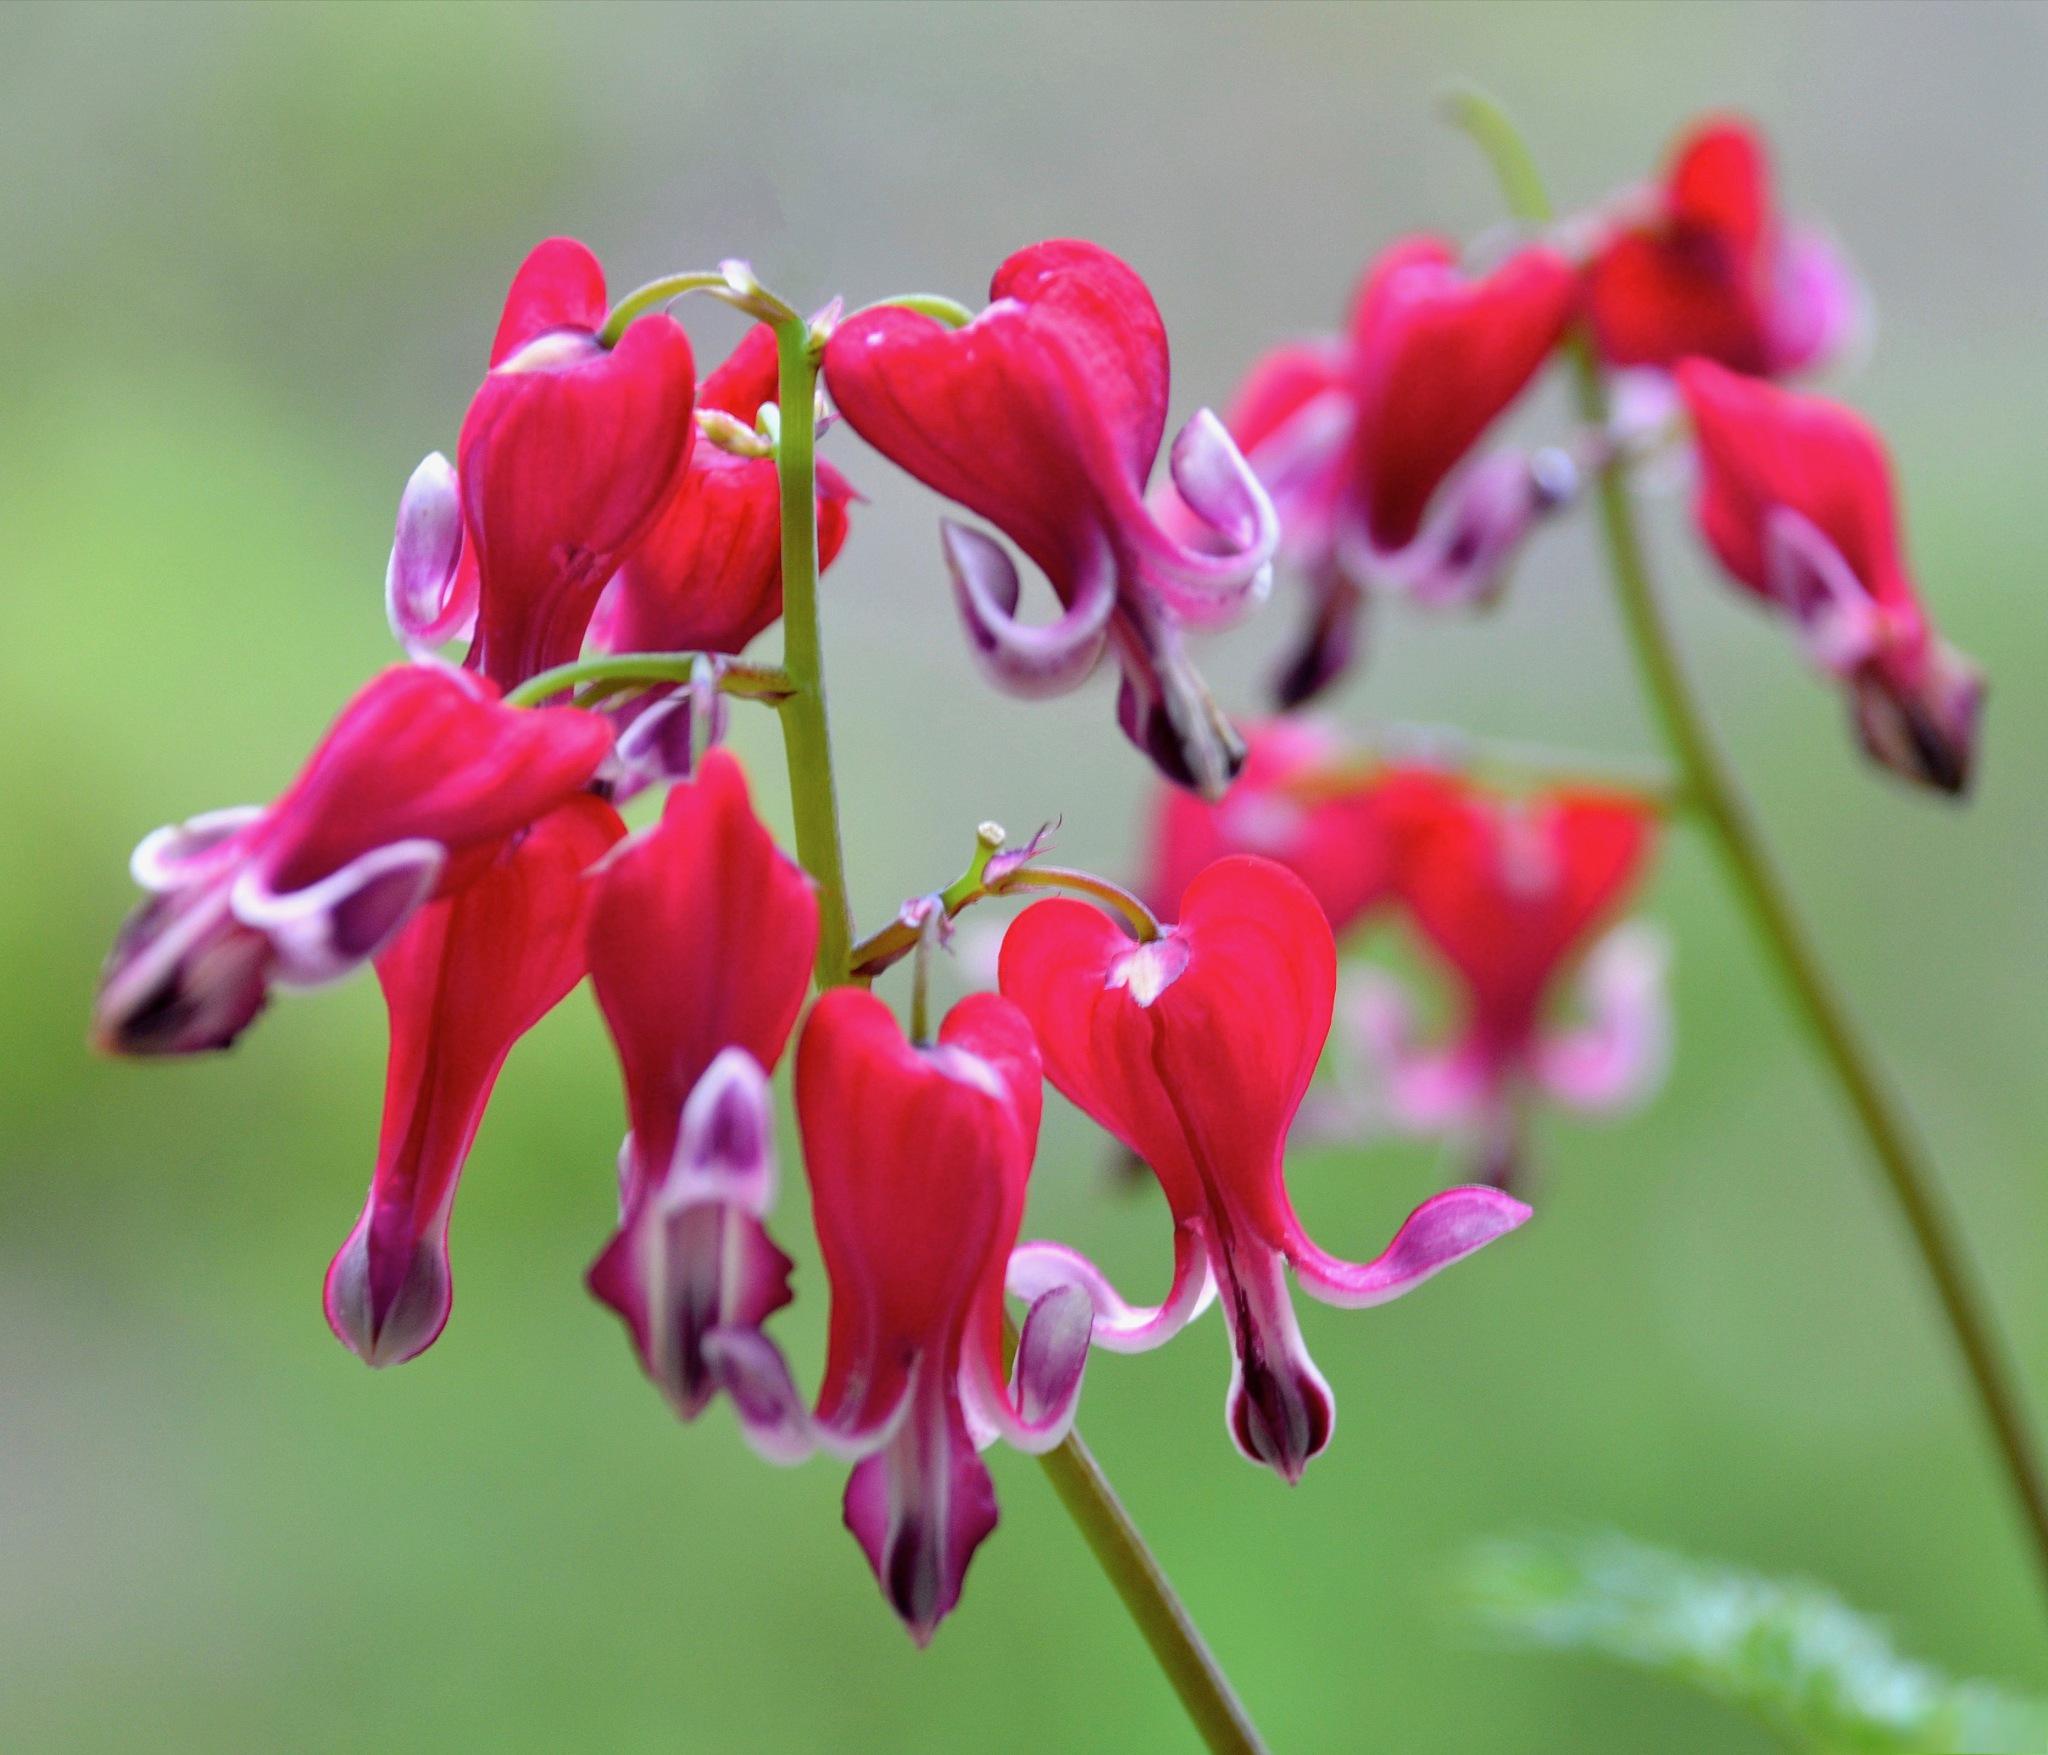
left=584, top=750, right=819, bottom=1418
left=1344, top=772, right=1666, bottom=1190
left=998, top=855, right=1528, bottom=1482
left=1677, top=359, right=1982, bottom=794
left=822, top=239, right=1278, bottom=797
left=1138, top=719, right=1402, bottom=937
left=709, top=989, right=1089, bottom=1643
left=1222, top=238, right=1579, bottom=704
left=456, top=237, right=700, bottom=688
left=1584, top=116, right=1863, bottom=380
left=591, top=323, right=857, bottom=661
left=93, top=663, right=614, bottom=1057
left=325, top=794, right=625, bottom=1366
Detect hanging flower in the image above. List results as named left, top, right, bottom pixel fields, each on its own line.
left=1584, top=116, right=1863, bottom=380
left=1678, top=359, right=1982, bottom=794
left=584, top=750, right=819, bottom=1418
left=325, top=795, right=625, bottom=1366
left=1139, top=719, right=1405, bottom=937
left=590, top=323, right=857, bottom=663
left=708, top=990, right=1090, bottom=1643
left=93, top=663, right=614, bottom=1057
left=998, top=855, right=1528, bottom=1482
left=1344, top=772, right=1666, bottom=1191
left=1222, top=238, right=1579, bottom=704
left=822, top=239, right=1278, bottom=797
left=455, top=237, right=700, bottom=688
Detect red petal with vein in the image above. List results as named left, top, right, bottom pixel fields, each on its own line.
left=588, top=749, right=818, bottom=1186
left=324, top=795, right=625, bottom=1365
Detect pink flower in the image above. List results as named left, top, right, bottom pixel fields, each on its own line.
left=325, top=795, right=625, bottom=1366
left=454, top=238, right=699, bottom=688
left=94, top=663, right=613, bottom=1056
left=709, top=990, right=1090, bottom=1643
left=1679, top=359, right=1982, bottom=794
left=1585, top=116, right=1863, bottom=380
left=823, top=240, right=1277, bottom=797
left=584, top=751, right=819, bottom=1418
left=1346, top=773, right=1666, bottom=1190
left=999, top=856, right=1527, bottom=1482
left=1223, top=238, right=1578, bottom=703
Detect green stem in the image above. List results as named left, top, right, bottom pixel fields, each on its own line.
left=501, top=651, right=792, bottom=710
left=767, top=289, right=1266, bottom=1747
left=1037, top=1409, right=1268, bottom=1755
left=1448, top=87, right=2048, bottom=1612
left=771, top=314, right=859, bottom=989
left=598, top=272, right=735, bottom=348
left=1580, top=366, right=2048, bottom=1610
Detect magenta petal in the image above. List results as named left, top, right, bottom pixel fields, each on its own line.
left=941, top=520, right=1115, bottom=698
left=385, top=453, right=474, bottom=656
left=843, top=1374, right=999, bottom=1645
left=1766, top=227, right=1868, bottom=378
left=1136, top=408, right=1280, bottom=627
left=129, top=807, right=263, bottom=892
left=233, top=838, right=446, bottom=986
left=324, top=1201, right=452, bottom=1367
left=700, top=1325, right=818, bottom=1464
left=1215, top=1237, right=1334, bottom=1484
left=1344, top=970, right=1494, bottom=1133
left=1363, top=448, right=1565, bottom=611
left=92, top=883, right=272, bottom=1055
left=1288, top=1185, right=1531, bottom=1310
left=1534, top=924, right=1672, bottom=1113
left=590, top=1051, right=792, bottom=1419
left=959, top=1284, right=1091, bottom=1455
left=1763, top=506, right=1886, bottom=677
left=1006, top=1225, right=1215, bottom=1354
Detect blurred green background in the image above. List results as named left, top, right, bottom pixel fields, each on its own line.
left=5, top=2, right=2045, bottom=1749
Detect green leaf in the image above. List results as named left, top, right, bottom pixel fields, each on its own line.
left=1459, top=1531, right=2048, bottom=1754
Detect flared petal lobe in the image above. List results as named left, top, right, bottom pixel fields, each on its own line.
left=324, top=795, right=625, bottom=1365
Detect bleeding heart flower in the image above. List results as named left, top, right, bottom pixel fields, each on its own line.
left=822, top=239, right=1278, bottom=797
left=94, top=663, right=614, bottom=1058
left=1342, top=773, right=1666, bottom=1191
left=325, top=794, right=625, bottom=1366
left=1139, top=719, right=1401, bottom=937
left=584, top=750, right=819, bottom=1418
left=1678, top=359, right=1982, bottom=794
left=1222, top=238, right=1579, bottom=705
left=456, top=237, right=700, bottom=688
left=706, top=989, right=1088, bottom=1643
left=998, top=855, right=1528, bottom=1482
left=1584, top=116, right=1864, bottom=380
left=591, top=324, right=858, bottom=663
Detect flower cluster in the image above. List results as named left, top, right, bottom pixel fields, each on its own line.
left=92, top=108, right=1980, bottom=1649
